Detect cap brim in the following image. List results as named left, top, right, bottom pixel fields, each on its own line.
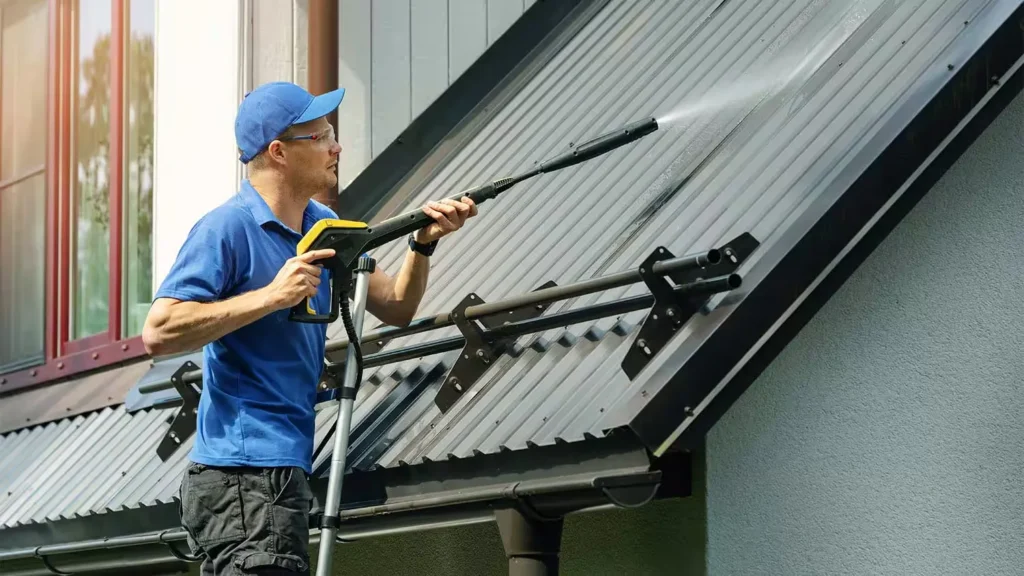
left=294, top=87, right=345, bottom=124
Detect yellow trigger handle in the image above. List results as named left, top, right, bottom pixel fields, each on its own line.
left=289, top=218, right=368, bottom=323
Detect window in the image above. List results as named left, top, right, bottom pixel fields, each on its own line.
left=0, top=0, right=49, bottom=373
left=0, top=0, right=154, bottom=389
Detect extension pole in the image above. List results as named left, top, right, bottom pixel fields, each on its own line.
left=316, top=261, right=373, bottom=576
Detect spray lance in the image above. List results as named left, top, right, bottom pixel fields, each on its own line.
left=296, top=116, right=660, bottom=575
left=291, top=116, right=660, bottom=317
left=291, top=115, right=660, bottom=387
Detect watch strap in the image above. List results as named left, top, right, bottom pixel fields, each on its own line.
left=408, top=234, right=438, bottom=256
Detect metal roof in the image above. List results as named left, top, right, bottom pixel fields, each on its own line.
left=0, top=405, right=190, bottom=529
left=3, top=0, right=1022, bottom=535
left=318, top=0, right=1010, bottom=465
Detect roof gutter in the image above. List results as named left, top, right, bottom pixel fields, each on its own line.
left=0, top=464, right=662, bottom=575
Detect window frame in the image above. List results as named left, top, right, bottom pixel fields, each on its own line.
left=0, top=0, right=150, bottom=393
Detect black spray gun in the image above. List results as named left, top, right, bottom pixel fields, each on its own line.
left=298, top=116, right=660, bottom=576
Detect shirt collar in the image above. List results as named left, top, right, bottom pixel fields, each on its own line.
left=239, top=179, right=318, bottom=236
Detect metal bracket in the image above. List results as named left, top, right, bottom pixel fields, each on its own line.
left=434, top=281, right=557, bottom=413
left=156, top=361, right=201, bottom=461
left=317, top=360, right=345, bottom=395
left=621, top=233, right=760, bottom=380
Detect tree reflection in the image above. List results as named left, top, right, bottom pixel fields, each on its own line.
left=75, top=32, right=111, bottom=338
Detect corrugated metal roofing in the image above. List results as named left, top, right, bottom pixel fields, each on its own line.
left=317, top=0, right=998, bottom=465
left=0, top=406, right=191, bottom=528
left=2, top=0, right=1013, bottom=531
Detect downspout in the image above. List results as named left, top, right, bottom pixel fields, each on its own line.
left=307, top=0, right=340, bottom=212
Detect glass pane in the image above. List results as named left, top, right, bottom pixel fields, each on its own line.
left=1, top=0, right=48, bottom=176
left=0, top=175, right=46, bottom=370
left=0, top=0, right=49, bottom=371
left=72, top=0, right=112, bottom=339
left=124, top=0, right=154, bottom=337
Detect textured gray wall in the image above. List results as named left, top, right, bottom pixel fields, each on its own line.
left=705, top=90, right=1024, bottom=575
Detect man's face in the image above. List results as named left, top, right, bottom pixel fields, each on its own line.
left=278, top=117, right=342, bottom=193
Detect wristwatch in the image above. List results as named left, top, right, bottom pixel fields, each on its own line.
left=408, top=233, right=438, bottom=257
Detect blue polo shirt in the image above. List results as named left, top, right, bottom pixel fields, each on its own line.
left=154, top=180, right=336, bottom=474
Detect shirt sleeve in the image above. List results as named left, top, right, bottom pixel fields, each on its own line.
left=153, top=211, right=247, bottom=303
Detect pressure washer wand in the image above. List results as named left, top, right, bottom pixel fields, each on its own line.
left=289, top=116, right=661, bottom=324
left=369, top=117, right=660, bottom=249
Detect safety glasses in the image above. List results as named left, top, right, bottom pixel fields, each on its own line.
left=280, top=125, right=336, bottom=146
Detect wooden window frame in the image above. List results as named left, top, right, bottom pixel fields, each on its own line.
left=0, top=0, right=150, bottom=393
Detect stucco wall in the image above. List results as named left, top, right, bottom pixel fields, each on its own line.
left=705, top=90, right=1024, bottom=574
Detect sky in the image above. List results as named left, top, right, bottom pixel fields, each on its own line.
left=77, top=0, right=155, bottom=58
left=77, top=0, right=155, bottom=94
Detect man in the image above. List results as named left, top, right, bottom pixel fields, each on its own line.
left=142, top=81, right=477, bottom=575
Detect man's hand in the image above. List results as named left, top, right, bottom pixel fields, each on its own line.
left=415, top=196, right=479, bottom=244
left=261, top=248, right=336, bottom=311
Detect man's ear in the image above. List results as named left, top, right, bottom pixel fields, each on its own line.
left=265, top=139, right=287, bottom=165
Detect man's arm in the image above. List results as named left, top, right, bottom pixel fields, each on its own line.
left=143, top=248, right=336, bottom=356
left=364, top=249, right=430, bottom=327
left=364, top=196, right=477, bottom=326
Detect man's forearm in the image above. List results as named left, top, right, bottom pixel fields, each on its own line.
left=370, top=250, right=431, bottom=326
left=143, top=289, right=274, bottom=356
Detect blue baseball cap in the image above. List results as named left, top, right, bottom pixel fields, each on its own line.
left=235, top=81, right=345, bottom=163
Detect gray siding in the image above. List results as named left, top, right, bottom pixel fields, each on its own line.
left=706, top=90, right=1024, bottom=575
left=341, top=0, right=529, bottom=185
left=249, top=0, right=530, bottom=187
left=251, top=0, right=308, bottom=87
